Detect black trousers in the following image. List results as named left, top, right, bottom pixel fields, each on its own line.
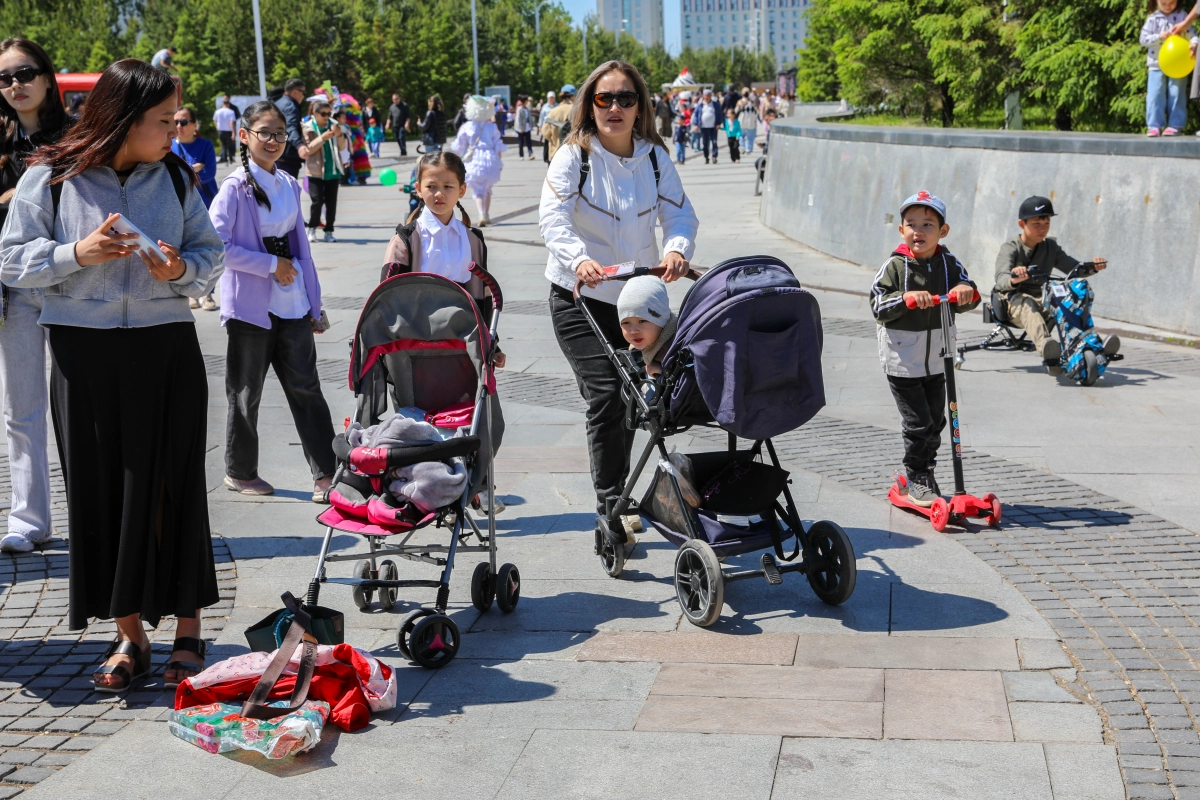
left=49, top=323, right=218, bottom=630
left=727, top=136, right=741, bottom=162
left=887, top=373, right=946, bottom=473
left=549, top=285, right=637, bottom=516
left=225, top=315, right=337, bottom=482
left=218, top=131, right=234, bottom=163
left=517, top=131, right=533, bottom=156
left=701, top=128, right=719, bottom=161
left=393, top=127, right=407, bottom=155
left=307, top=178, right=339, bottom=233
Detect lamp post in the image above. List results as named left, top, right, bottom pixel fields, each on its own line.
left=470, top=0, right=480, bottom=94
left=583, top=23, right=588, bottom=70
left=251, top=0, right=267, bottom=99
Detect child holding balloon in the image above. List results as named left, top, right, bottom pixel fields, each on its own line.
left=1140, top=0, right=1199, bottom=136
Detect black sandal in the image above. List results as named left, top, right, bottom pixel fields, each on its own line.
left=91, top=638, right=152, bottom=694
left=163, top=637, right=208, bottom=689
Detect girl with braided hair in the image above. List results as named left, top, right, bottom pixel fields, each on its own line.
left=209, top=100, right=337, bottom=504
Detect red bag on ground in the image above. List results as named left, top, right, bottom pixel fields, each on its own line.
left=175, top=643, right=397, bottom=732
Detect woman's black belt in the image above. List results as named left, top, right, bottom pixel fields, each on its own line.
left=262, top=236, right=293, bottom=259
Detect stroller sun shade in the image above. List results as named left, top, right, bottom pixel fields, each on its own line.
left=662, top=256, right=826, bottom=440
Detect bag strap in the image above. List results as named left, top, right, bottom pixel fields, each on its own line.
left=769, top=502, right=801, bottom=562
left=577, top=147, right=660, bottom=195
left=240, top=591, right=318, bottom=720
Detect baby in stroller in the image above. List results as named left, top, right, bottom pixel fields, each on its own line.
left=619, top=275, right=677, bottom=376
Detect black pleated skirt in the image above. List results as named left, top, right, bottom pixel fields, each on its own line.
left=48, top=322, right=219, bottom=630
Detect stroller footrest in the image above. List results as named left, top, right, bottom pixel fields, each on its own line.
left=760, top=554, right=783, bottom=585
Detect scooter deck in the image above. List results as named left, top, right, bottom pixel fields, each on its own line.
left=888, top=481, right=1002, bottom=532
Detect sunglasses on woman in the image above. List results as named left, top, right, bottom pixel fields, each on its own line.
left=593, top=91, right=639, bottom=110
left=0, top=67, right=44, bottom=89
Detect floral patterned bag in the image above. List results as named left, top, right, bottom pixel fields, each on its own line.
left=168, top=700, right=329, bottom=759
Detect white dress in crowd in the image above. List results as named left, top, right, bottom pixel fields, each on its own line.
left=415, top=205, right=473, bottom=283
left=450, top=120, right=507, bottom=197
left=247, top=160, right=309, bottom=319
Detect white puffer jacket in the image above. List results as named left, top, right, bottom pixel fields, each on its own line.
left=540, top=138, right=698, bottom=305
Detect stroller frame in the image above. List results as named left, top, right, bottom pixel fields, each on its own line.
left=575, top=266, right=856, bottom=627
left=307, top=267, right=519, bottom=668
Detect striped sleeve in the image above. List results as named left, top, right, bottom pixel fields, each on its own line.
left=871, top=255, right=909, bottom=323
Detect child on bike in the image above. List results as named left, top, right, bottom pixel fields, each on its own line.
left=994, top=195, right=1114, bottom=376
left=871, top=192, right=978, bottom=506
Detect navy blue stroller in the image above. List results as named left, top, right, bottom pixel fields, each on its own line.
left=576, top=255, right=857, bottom=627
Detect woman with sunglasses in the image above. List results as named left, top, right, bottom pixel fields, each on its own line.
left=172, top=106, right=220, bottom=311
left=210, top=100, right=336, bottom=505
left=0, top=59, right=224, bottom=692
left=540, top=60, right=698, bottom=533
left=0, top=39, right=72, bottom=554
left=302, top=100, right=343, bottom=242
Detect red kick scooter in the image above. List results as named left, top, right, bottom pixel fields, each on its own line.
left=887, top=290, right=1002, bottom=532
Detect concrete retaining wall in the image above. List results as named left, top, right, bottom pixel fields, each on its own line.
left=759, top=120, right=1200, bottom=334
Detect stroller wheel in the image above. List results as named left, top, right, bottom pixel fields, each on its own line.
left=351, top=560, right=374, bottom=611
left=396, top=608, right=435, bottom=659
left=378, top=560, right=398, bottom=611
left=597, top=527, right=625, bottom=578
left=804, top=520, right=857, bottom=606
left=471, top=562, right=496, bottom=612
left=408, top=614, right=460, bottom=669
left=495, top=563, right=521, bottom=613
left=1081, top=349, right=1099, bottom=386
left=674, top=540, right=724, bottom=627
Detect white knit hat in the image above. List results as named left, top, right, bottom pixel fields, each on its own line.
left=618, top=276, right=671, bottom=324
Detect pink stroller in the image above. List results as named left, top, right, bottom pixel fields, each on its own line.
left=306, top=265, right=516, bottom=669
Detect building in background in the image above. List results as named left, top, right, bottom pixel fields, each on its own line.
left=597, top=0, right=665, bottom=48
left=681, top=0, right=807, bottom=67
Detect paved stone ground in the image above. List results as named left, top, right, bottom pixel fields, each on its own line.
left=10, top=136, right=1200, bottom=799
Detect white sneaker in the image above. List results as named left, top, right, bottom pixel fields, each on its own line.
left=323, top=231, right=337, bottom=243
left=307, top=227, right=319, bottom=243
left=0, top=532, right=43, bottom=553
left=200, top=295, right=218, bottom=311
left=188, top=297, right=200, bottom=309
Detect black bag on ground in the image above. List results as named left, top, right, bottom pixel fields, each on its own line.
left=245, top=595, right=345, bottom=653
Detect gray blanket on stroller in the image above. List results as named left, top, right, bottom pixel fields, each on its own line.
left=347, top=416, right=469, bottom=512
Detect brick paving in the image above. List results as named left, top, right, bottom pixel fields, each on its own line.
left=0, top=456, right=236, bottom=796
left=493, top=361, right=1200, bottom=800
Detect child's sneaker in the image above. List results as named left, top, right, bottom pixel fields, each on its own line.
left=1164, top=127, right=1180, bottom=136
left=1148, top=128, right=1161, bottom=137
left=307, top=227, right=319, bottom=243
left=905, top=469, right=938, bottom=508
left=926, top=462, right=942, bottom=497
left=323, top=231, right=337, bottom=243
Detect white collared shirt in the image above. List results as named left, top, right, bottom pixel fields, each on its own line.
left=416, top=205, right=472, bottom=283
left=247, top=160, right=309, bottom=320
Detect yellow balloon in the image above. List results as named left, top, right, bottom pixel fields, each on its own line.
left=1159, top=35, right=1196, bottom=80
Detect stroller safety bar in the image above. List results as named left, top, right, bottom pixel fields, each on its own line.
left=333, top=433, right=482, bottom=476
left=572, top=265, right=701, bottom=300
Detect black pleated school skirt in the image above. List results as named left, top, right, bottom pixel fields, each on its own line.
left=48, top=322, right=219, bottom=630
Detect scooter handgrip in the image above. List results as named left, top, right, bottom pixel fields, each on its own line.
left=904, top=295, right=943, bottom=309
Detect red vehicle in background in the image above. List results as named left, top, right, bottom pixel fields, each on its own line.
left=56, top=72, right=182, bottom=112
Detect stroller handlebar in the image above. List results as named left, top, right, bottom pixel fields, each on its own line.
left=904, top=289, right=981, bottom=309
left=469, top=262, right=503, bottom=313
left=572, top=265, right=701, bottom=301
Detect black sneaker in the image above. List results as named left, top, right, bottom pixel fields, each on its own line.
left=925, top=465, right=942, bottom=498
left=906, top=469, right=938, bottom=508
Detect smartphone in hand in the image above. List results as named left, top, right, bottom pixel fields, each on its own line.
left=108, top=214, right=168, bottom=261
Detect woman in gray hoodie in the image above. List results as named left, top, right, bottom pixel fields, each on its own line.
left=0, top=59, right=225, bottom=693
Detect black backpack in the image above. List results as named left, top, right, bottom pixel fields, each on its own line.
left=577, top=146, right=660, bottom=195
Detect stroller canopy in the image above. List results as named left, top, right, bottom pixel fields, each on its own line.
left=663, top=255, right=825, bottom=440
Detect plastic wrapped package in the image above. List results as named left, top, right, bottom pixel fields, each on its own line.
left=168, top=699, right=330, bottom=759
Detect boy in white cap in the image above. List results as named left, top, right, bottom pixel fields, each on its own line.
left=870, top=191, right=979, bottom=506
left=618, top=276, right=677, bottom=377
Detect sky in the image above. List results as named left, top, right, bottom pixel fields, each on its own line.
left=558, top=0, right=684, bottom=56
